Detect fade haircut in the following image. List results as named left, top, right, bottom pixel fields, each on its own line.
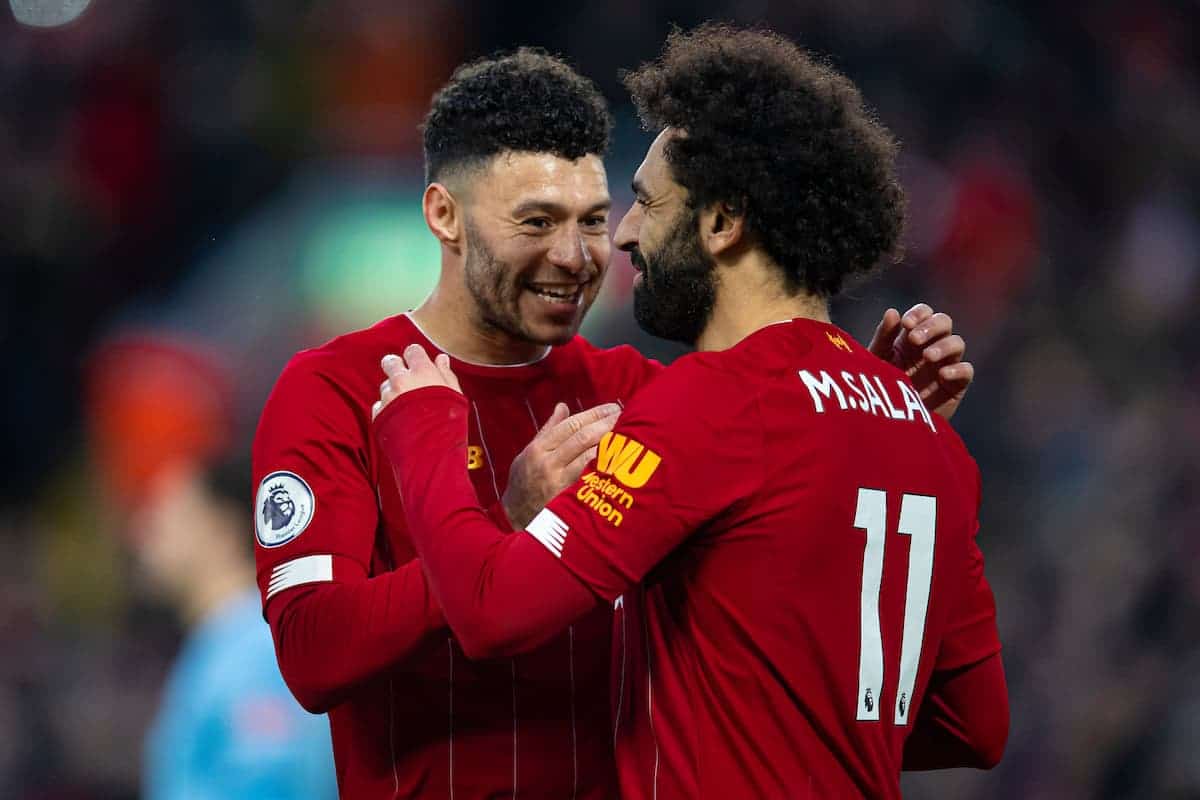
left=624, top=24, right=906, bottom=298
left=422, top=48, right=614, bottom=186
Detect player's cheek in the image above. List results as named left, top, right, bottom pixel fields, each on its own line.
left=590, top=236, right=611, bottom=269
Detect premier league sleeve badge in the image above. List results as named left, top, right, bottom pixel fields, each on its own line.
left=255, top=471, right=316, bottom=547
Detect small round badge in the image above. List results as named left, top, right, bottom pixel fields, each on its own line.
left=255, top=471, right=316, bottom=548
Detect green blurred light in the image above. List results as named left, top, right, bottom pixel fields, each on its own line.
left=299, top=200, right=441, bottom=332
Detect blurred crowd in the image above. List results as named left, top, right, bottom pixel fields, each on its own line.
left=2, top=0, right=1199, bottom=797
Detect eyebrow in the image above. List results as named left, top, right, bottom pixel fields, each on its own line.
left=510, top=198, right=613, bottom=218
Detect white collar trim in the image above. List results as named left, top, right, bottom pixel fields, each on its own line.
left=403, top=312, right=554, bottom=368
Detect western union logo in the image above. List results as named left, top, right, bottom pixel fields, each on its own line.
left=826, top=331, right=853, bottom=353
left=596, top=432, right=661, bottom=489
left=576, top=472, right=632, bottom=526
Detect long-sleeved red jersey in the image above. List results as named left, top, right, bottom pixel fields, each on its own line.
left=377, top=318, right=1007, bottom=799
left=252, top=313, right=660, bottom=799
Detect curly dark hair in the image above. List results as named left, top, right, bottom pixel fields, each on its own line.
left=624, top=24, right=905, bottom=298
left=422, top=48, right=613, bottom=185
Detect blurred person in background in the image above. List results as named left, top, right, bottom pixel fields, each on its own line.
left=253, top=47, right=974, bottom=799
left=87, top=336, right=337, bottom=800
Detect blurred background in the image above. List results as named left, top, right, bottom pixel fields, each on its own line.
left=2, top=0, right=1199, bottom=797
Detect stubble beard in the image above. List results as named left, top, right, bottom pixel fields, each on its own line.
left=463, top=220, right=539, bottom=344
left=463, top=220, right=596, bottom=348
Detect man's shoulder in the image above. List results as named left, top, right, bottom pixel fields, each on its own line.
left=290, top=314, right=418, bottom=373
left=558, top=336, right=661, bottom=398
left=653, top=336, right=786, bottom=399
left=275, top=315, right=420, bottom=396
left=565, top=336, right=653, bottom=370
left=619, top=348, right=757, bottom=427
left=672, top=320, right=828, bottom=393
left=602, top=351, right=766, bottom=495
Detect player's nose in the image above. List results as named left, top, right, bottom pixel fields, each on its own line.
left=614, top=205, right=640, bottom=253
left=546, top=228, right=590, bottom=275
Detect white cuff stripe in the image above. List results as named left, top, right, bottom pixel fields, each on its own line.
left=526, top=509, right=569, bottom=558
left=267, top=554, right=334, bottom=599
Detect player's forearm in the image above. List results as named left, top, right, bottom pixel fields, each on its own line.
left=267, top=560, right=444, bottom=712
left=902, top=653, right=1009, bottom=770
left=412, top=506, right=596, bottom=659
left=375, top=387, right=596, bottom=659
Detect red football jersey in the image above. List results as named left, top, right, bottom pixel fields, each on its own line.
left=530, top=318, right=1002, bottom=799
left=252, top=313, right=660, bottom=799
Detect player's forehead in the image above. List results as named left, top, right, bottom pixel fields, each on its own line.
left=632, top=129, right=683, bottom=199
left=478, top=151, right=610, bottom=213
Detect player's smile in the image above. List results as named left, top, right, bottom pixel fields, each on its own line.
left=516, top=275, right=595, bottom=334
left=525, top=280, right=587, bottom=307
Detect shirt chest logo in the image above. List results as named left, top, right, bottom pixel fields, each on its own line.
left=467, top=445, right=484, bottom=470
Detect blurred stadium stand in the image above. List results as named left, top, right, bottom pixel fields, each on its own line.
left=2, top=1, right=1199, bottom=797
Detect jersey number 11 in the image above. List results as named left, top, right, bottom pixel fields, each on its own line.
left=852, top=488, right=936, bottom=726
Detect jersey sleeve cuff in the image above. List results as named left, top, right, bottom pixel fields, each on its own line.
left=373, top=384, right=467, bottom=433
left=373, top=385, right=470, bottom=471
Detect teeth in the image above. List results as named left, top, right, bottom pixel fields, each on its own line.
left=529, top=286, right=580, bottom=302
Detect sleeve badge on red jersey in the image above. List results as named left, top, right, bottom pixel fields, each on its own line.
left=255, top=471, right=316, bottom=548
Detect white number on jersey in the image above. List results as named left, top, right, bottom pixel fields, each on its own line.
left=852, top=488, right=937, bottom=725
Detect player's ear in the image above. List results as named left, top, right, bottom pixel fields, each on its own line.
left=423, top=183, right=464, bottom=253
left=699, top=200, right=746, bottom=260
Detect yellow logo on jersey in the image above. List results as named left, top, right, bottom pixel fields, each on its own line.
left=576, top=472, right=631, bottom=527
left=596, top=432, right=661, bottom=489
left=826, top=331, right=853, bottom=353
left=467, top=445, right=484, bottom=470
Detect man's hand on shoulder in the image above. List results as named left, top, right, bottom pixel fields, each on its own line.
left=868, top=304, right=974, bottom=420
left=372, top=344, right=463, bottom=420
left=370, top=344, right=619, bottom=530
left=503, top=402, right=621, bottom=530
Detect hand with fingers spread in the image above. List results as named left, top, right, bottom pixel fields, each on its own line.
left=502, top=401, right=622, bottom=530
left=867, top=303, right=975, bottom=420
left=372, top=344, right=463, bottom=421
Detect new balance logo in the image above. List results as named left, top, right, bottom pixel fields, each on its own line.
left=596, top=433, right=661, bottom=489
left=826, top=331, right=853, bottom=353
left=267, top=554, right=333, bottom=599
left=527, top=509, right=569, bottom=558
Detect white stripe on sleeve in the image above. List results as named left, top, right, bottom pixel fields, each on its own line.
left=267, top=554, right=334, bottom=599
left=526, top=509, right=568, bottom=558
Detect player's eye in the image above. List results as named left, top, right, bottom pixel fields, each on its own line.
left=582, top=215, right=608, bottom=229
left=522, top=218, right=552, bottom=230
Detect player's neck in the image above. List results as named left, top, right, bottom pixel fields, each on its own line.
left=695, top=257, right=831, bottom=352
left=410, top=287, right=549, bottom=366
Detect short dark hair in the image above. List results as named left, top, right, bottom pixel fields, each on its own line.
left=624, top=24, right=905, bottom=298
left=422, top=48, right=614, bottom=185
